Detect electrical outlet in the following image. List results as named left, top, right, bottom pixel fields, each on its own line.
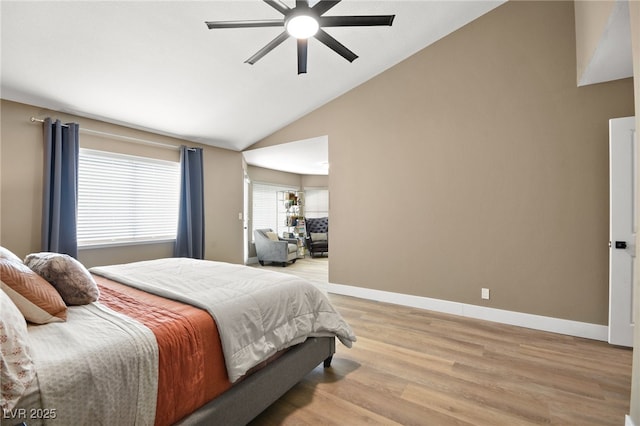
left=481, top=288, right=490, bottom=300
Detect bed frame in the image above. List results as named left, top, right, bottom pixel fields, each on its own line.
left=176, top=336, right=336, bottom=426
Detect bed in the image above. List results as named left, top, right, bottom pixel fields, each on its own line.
left=0, top=250, right=355, bottom=426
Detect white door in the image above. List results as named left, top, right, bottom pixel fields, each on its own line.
left=609, top=116, right=636, bottom=347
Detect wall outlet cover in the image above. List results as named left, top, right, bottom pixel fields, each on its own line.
left=481, top=288, right=490, bottom=300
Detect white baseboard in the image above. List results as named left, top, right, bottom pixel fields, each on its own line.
left=626, top=415, right=637, bottom=426
left=328, top=283, right=609, bottom=341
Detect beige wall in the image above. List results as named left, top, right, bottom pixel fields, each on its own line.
left=245, top=165, right=328, bottom=189
left=629, top=0, right=640, bottom=422
left=0, top=99, right=245, bottom=267
left=250, top=1, right=635, bottom=325
left=302, top=174, right=329, bottom=188
left=247, top=165, right=302, bottom=187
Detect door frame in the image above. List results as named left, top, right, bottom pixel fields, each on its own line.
left=609, top=116, right=637, bottom=347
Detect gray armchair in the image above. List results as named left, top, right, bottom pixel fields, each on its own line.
left=254, top=228, right=298, bottom=266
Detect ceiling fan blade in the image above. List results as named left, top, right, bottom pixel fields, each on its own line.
left=296, top=0, right=309, bottom=8
left=314, top=29, right=358, bottom=62
left=206, top=19, right=284, bottom=29
left=263, top=0, right=291, bottom=15
left=245, top=31, right=290, bottom=65
left=297, top=38, right=308, bottom=74
left=312, top=0, right=341, bottom=16
left=320, top=15, right=395, bottom=27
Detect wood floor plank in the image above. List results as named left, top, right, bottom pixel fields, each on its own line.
left=303, top=371, right=475, bottom=426
left=249, top=258, right=632, bottom=425
left=401, top=382, right=546, bottom=426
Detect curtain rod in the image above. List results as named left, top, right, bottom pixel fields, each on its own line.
left=30, top=117, right=180, bottom=151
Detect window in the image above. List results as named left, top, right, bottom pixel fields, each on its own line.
left=304, top=188, right=329, bottom=218
left=251, top=182, right=298, bottom=239
left=77, top=148, right=180, bottom=247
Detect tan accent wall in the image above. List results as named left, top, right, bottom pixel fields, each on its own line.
left=0, top=99, right=245, bottom=267
left=250, top=1, right=635, bottom=324
left=574, top=0, right=616, bottom=84
left=247, top=165, right=302, bottom=187
left=302, top=174, right=329, bottom=188
left=245, top=165, right=327, bottom=188
left=629, top=0, right=640, bottom=422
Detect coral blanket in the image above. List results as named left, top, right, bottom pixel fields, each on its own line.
left=95, top=276, right=232, bottom=426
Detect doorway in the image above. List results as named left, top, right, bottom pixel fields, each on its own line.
left=609, top=116, right=636, bottom=347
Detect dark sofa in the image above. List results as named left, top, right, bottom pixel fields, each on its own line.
left=305, top=217, right=328, bottom=257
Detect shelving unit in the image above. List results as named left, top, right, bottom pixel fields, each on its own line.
left=278, top=191, right=306, bottom=258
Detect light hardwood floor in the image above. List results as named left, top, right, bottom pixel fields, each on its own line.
left=249, top=258, right=632, bottom=426
left=251, top=256, right=329, bottom=293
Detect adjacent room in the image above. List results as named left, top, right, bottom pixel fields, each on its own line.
left=1, top=1, right=639, bottom=425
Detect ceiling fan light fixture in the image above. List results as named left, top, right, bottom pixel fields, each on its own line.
left=206, top=0, right=396, bottom=73
left=285, top=14, right=319, bottom=39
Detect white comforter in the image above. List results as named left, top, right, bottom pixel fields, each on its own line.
left=90, top=258, right=356, bottom=382
left=27, top=303, right=158, bottom=425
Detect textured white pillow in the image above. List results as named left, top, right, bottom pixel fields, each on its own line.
left=0, top=289, right=36, bottom=412
left=0, top=246, right=22, bottom=264
left=25, top=252, right=99, bottom=306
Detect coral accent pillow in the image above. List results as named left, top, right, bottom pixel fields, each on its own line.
left=0, top=246, right=22, bottom=264
left=0, top=259, right=67, bottom=324
left=0, top=289, right=36, bottom=412
left=25, top=252, right=99, bottom=306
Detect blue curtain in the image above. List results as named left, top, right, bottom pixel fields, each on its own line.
left=174, top=146, right=205, bottom=259
left=42, top=118, right=79, bottom=258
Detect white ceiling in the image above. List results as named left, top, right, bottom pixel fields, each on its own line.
left=243, top=135, right=329, bottom=175
left=1, top=0, right=504, bottom=153
left=4, top=1, right=631, bottom=175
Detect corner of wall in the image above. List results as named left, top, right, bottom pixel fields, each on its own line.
left=574, top=0, right=617, bottom=86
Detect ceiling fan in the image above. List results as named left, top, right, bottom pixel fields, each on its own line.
left=205, top=0, right=395, bottom=74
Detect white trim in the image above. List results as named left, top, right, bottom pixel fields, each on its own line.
left=626, top=415, right=637, bottom=426
left=328, top=283, right=609, bottom=341
left=78, top=238, right=175, bottom=250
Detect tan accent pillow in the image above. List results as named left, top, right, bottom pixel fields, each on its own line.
left=25, top=252, right=99, bottom=306
left=0, top=260, right=67, bottom=324
left=265, top=231, right=280, bottom=241
left=0, top=288, right=36, bottom=411
left=0, top=246, right=22, bottom=264
left=311, top=232, right=328, bottom=241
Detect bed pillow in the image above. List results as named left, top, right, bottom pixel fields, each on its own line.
left=0, top=259, right=67, bottom=324
left=24, top=252, right=99, bottom=306
left=0, top=246, right=22, bottom=264
left=0, top=289, right=36, bottom=412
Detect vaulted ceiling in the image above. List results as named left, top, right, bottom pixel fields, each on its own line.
left=1, top=1, right=504, bottom=153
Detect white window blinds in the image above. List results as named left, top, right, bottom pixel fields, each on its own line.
left=77, top=148, right=180, bottom=247
left=304, top=188, right=329, bottom=218
left=252, top=182, right=297, bottom=239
